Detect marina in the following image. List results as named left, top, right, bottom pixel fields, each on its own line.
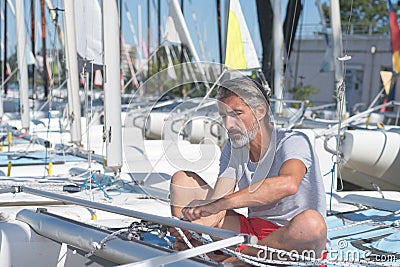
left=0, top=0, right=399, bottom=266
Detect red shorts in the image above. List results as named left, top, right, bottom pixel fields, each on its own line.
left=238, top=214, right=280, bottom=240
left=237, top=214, right=280, bottom=251
left=238, top=214, right=326, bottom=267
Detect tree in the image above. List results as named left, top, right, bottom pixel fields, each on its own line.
left=288, top=84, right=320, bottom=108
left=322, top=0, right=398, bottom=35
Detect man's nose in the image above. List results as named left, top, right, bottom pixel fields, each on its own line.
left=224, top=116, right=235, bottom=129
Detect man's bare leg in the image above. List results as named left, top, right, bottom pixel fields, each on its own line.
left=169, top=171, right=212, bottom=217
left=242, top=209, right=327, bottom=260
left=169, top=171, right=241, bottom=254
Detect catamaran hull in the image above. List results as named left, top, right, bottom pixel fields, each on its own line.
left=0, top=209, right=214, bottom=267
left=341, top=129, right=400, bottom=190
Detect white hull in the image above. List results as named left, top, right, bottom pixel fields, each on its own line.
left=341, top=128, right=400, bottom=190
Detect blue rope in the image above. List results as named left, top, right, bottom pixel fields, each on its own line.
left=80, top=171, right=112, bottom=199
left=79, top=173, right=135, bottom=198
left=323, top=162, right=337, bottom=213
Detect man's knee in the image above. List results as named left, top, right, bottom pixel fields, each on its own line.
left=297, top=209, right=326, bottom=239
left=171, top=171, right=189, bottom=186
left=171, top=171, right=206, bottom=187
left=288, top=209, right=326, bottom=242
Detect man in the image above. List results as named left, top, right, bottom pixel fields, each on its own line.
left=169, top=76, right=327, bottom=262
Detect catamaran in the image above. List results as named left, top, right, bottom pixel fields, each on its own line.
left=0, top=0, right=399, bottom=266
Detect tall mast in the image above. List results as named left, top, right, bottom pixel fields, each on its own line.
left=157, top=0, right=161, bottom=73
left=272, top=0, right=284, bottom=114
left=15, top=0, right=30, bottom=130
left=216, top=0, right=222, bottom=66
left=330, top=0, right=346, bottom=118
left=40, top=0, right=48, bottom=98
left=0, top=1, right=3, bottom=121
left=3, top=0, right=7, bottom=95
left=147, top=0, right=150, bottom=78
left=30, top=0, right=36, bottom=98
left=63, top=0, right=82, bottom=145
left=180, top=0, right=184, bottom=96
left=44, top=0, right=65, bottom=52
left=138, top=4, right=143, bottom=61
left=103, top=0, right=123, bottom=172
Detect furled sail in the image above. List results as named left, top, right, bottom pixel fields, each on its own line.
left=74, top=0, right=103, bottom=66
left=167, top=0, right=209, bottom=84
left=224, top=0, right=259, bottom=70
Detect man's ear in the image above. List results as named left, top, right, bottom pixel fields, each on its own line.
left=255, top=104, right=267, bottom=121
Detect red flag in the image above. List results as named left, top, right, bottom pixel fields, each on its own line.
left=389, top=0, right=400, bottom=73
left=382, top=0, right=398, bottom=111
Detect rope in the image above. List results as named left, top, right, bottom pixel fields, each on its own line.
left=329, top=209, right=400, bottom=231
left=85, top=228, right=129, bottom=257
left=173, top=216, right=212, bottom=261
left=85, top=220, right=173, bottom=258
left=180, top=219, right=399, bottom=267
left=323, top=161, right=336, bottom=213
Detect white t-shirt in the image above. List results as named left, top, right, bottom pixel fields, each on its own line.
left=218, top=128, right=326, bottom=226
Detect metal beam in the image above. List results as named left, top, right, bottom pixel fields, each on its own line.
left=22, top=186, right=256, bottom=243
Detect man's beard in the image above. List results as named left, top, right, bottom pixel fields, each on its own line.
left=229, top=119, right=259, bottom=148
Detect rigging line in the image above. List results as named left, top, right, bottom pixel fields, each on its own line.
left=284, top=0, right=301, bottom=63
left=43, top=5, right=63, bottom=177
left=332, top=0, right=355, bottom=198
left=342, top=0, right=354, bottom=60
left=293, top=0, right=305, bottom=88
left=282, top=0, right=303, bottom=93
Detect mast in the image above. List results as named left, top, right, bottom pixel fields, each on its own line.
left=180, top=0, right=184, bottom=96
left=157, top=0, right=161, bottom=73
left=125, top=2, right=142, bottom=61
left=30, top=0, right=37, bottom=99
left=15, top=0, right=30, bottom=130
left=44, top=0, right=64, bottom=51
left=0, top=0, right=5, bottom=121
left=40, top=0, right=48, bottom=98
left=102, top=0, right=123, bottom=172
left=147, top=0, right=150, bottom=78
left=63, top=0, right=82, bottom=145
left=329, top=0, right=346, bottom=118
left=3, top=0, right=7, bottom=95
left=138, top=4, right=143, bottom=61
left=272, top=0, right=284, bottom=114
left=216, top=0, right=222, bottom=66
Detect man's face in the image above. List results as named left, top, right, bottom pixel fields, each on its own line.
left=218, top=95, right=259, bottom=148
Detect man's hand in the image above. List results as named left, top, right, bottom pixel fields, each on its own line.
left=168, top=226, right=192, bottom=250
left=182, top=199, right=222, bottom=221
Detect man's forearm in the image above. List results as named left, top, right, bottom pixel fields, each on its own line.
left=217, top=175, right=298, bottom=210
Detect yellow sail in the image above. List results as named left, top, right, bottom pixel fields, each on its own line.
left=225, top=0, right=259, bottom=70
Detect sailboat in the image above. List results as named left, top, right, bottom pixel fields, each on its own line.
left=0, top=1, right=228, bottom=266
left=324, top=0, right=400, bottom=192
left=0, top=0, right=400, bottom=266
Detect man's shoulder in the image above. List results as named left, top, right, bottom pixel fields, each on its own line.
left=276, top=128, right=310, bottom=145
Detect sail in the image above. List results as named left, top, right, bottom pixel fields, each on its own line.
left=64, top=0, right=82, bottom=144
left=75, top=0, right=103, bottom=66
left=168, top=0, right=202, bottom=63
left=15, top=0, right=30, bottom=129
left=164, top=16, right=180, bottom=43
left=103, top=0, right=123, bottom=170
left=167, top=0, right=209, bottom=85
left=224, top=0, right=259, bottom=70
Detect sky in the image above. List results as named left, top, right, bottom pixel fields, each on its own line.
left=121, top=0, right=325, bottom=63
left=1, top=0, right=325, bottom=65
